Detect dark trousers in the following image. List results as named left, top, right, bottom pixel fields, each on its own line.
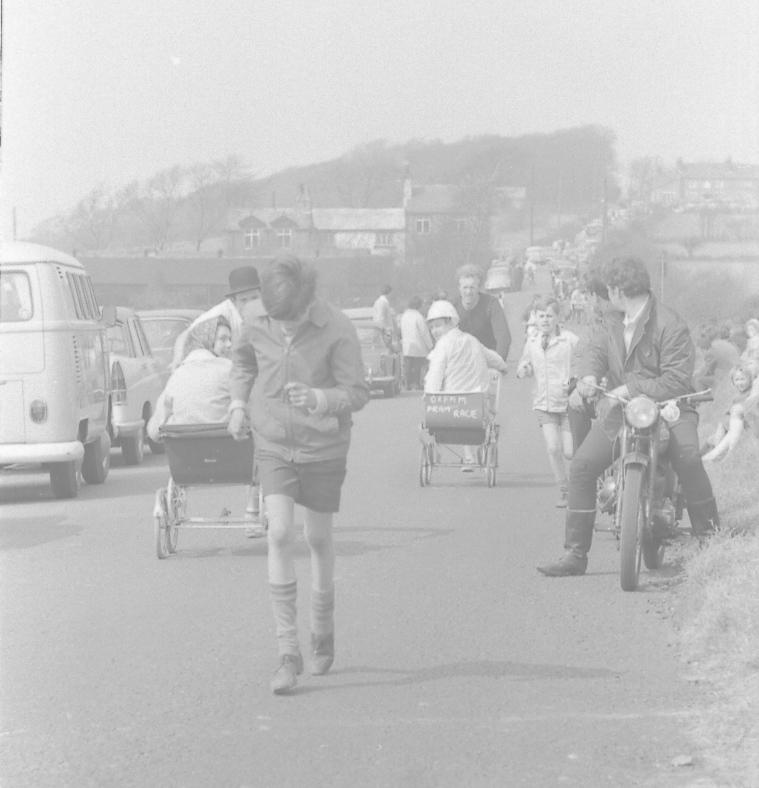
left=404, top=356, right=426, bottom=390
left=566, top=410, right=716, bottom=553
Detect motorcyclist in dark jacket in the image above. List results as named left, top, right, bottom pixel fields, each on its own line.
left=538, top=256, right=719, bottom=577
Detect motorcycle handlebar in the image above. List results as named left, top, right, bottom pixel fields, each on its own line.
left=585, top=383, right=712, bottom=407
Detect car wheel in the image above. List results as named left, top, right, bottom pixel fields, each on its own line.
left=122, top=427, right=145, bottom=465
left=82, top=433, right=111, bottom=484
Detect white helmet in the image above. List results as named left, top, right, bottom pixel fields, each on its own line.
left=426, top=300, right=459, bottom=325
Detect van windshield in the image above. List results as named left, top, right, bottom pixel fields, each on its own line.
left=0, top=271, right=34, bottom=322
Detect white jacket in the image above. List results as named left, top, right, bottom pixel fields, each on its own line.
left=148, top=349, right=233, bottom=441
left=400, top=309, right=433, bottom=357
left=517, top=329, right=579, bottom=412
left=425, top=328, right=506, bottom=393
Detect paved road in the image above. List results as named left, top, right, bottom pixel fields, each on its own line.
left=1, top=290, right=711, bottom=787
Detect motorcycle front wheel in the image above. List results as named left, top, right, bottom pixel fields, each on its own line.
left=618, top=465, right=645, bottom=591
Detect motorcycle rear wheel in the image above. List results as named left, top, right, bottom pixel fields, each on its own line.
left=619, top=465, right=645, bottom=591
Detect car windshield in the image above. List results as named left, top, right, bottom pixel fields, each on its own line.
left=141, top=318, right=190, bottom=349
left=356, top=326, right=386, bottom=350
left=0, top=271, right=33, bottom=322
left=107, top=324, right=130, bottom=355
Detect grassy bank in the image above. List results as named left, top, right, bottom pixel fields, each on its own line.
left=676, top=373, right=759, bottom=785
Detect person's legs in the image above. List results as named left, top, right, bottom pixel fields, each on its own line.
left=304, top=509, right=336, bottom=675
left=541, top=420, right=568, bottom=505
left=538, top=420, right=614, bottom=576
left=668, top=414, right=719, bottom=536
left=265, top=493, right=302, bottom=693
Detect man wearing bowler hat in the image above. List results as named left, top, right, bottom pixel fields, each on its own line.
left=173, top=266, right=262, bottom=366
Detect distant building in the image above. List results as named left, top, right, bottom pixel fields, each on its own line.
left=650, top=160, right=759, bottom=210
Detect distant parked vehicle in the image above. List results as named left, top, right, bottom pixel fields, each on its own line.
left=104, top=306, right=164, bottom=464
left=353, top=320, right=402, bottom=397
left=137, top=308, right=202, bottom=384
left=0, top=242, right=111, bottom=498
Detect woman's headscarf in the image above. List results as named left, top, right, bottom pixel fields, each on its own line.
left=182, top=318, right=218, bottom=358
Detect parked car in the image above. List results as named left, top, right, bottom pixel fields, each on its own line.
left=103, top=306, right=164, bottom=464
left=352, top=319, right=402, bottom=397
left=0, top=242, right=111, bottom=498
left=137, top=308, right=202, bottom=384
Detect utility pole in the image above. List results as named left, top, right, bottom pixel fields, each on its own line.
left=601, top=176, right=608, bottom=243
left=529, top=162, right=536, bottom=245
left=12, top=207, right=17, bottom=241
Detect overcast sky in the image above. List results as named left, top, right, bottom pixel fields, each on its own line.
left=2, top=0, right=758, bottom=237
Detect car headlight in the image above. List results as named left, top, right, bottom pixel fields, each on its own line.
left=625, top=396, right=658, bottom=428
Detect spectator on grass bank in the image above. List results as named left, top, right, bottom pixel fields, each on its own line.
left=702, top=361, right=759, bottom=461
left=694, top=323, right=740, bottom=390
left=742, top=318, right=759, bottom=363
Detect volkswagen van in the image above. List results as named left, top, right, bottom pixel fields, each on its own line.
left=0, top=242, right=111, bottom=498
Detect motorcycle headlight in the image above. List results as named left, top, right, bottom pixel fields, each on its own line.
left=625, top=396, right=658, bottom=428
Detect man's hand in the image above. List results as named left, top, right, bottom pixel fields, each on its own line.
left=284, top=382, right=318, bottom=410
left=576, top=375, right=598, bottom=398
left=227, top=407, right=248, bottom=441
left=605, top=385, right=630, bottom=401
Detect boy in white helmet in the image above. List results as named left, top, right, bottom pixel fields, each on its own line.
left=424, top=300, right=508, bottom=393
left=424, top=300, right=507, bottom=468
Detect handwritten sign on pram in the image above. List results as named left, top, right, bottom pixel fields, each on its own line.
left=423, top=392, right=486, bottom=429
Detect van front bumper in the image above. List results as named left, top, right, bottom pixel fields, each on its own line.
left=0, top=441, right=84, bottom=465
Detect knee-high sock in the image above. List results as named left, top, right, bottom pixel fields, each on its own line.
left=270, top=581, right=299, bottom=656
left=311, top=585, right=335, bottom=637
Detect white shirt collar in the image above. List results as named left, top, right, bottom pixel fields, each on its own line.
left=623, top=297, right=649, bottom=329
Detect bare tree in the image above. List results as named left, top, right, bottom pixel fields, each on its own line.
left=333, top=140, right=401, bottom=207
left=123, top=166, right=187, bottom=251
left=65, top=185, right=116, bottom=251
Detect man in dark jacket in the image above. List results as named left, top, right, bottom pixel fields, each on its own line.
left=538, top=256, right=719, bottom=577
left=453, top=263, right=511, bottom=362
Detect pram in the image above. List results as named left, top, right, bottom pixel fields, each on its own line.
left=419, top=369, right=502, bottom=487
left=153, top=423, right=263, bottom=559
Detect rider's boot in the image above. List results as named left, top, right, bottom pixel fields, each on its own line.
left=537, top=510, right=594, bottom=576
left=270, top=581, right=303, bottom=694
left=310, top=585, right=335, bottom=676
left=686, top=497, right=720, bottom=539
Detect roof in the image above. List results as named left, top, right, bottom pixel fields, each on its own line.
left=225, top=208, right=312, bottom=231
left=405, top=184, right=463, bottom=214
left=311, top=208, right=405, bottom=231
left=678, top=161, right=759, bottom=181
left=0, top=241, right=84, bottom=268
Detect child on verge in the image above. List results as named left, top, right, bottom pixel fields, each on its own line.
left=702, top=361, right=759, bottom=462
left=516, top=296, right=580, bottom=507
left=424, top=300, right=508, bottom=469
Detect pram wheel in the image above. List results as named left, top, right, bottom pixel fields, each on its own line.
left=154, top=488, right=169, bottom=559
left=486, top=443, right=498, bottom=487
left=419, top=444, right=432, bottom=487
left=166, top=478, right=185, bottom=554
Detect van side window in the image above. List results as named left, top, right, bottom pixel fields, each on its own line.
left=77, top=275, right=98, bottom=319
left=66, top=272, right=87, bottom=319
left=82, top=277, right=101, bottom=318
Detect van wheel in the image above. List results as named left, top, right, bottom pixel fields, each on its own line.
left=82, top=433, right=111, bottom=484
left=122, top=428, right=145, bottom=465
left=50, top=461, right=79, bottom=498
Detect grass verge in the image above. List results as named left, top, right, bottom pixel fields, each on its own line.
left=675, top=373, right=759, bottom=786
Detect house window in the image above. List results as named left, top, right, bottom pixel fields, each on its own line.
left=277, top=227, right=292, bottom=248
left=415, top=217, right=431, bottom=234
left=244, top=229, right=260, bottom=249
left=375, top=232, right=394, bottom=248
left=454, top=218, right=468, bottom=234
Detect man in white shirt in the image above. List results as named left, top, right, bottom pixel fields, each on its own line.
left=372, top=284, right=394, bottom=335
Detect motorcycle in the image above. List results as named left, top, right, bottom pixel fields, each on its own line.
left=592, top=386, right=712, bottom=591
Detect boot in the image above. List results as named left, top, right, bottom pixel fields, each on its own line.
left=270, top=581, right=302, bottom=693
left=310, top=586, right=335, bottom=675
left=537, top=510, right=594, bottom=577
left=687, top=498, right=720, bottom=538
left=270, top=653, right=304, bottom=695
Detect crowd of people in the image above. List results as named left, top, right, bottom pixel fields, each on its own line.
left=145, top=250, right=757, bottom=694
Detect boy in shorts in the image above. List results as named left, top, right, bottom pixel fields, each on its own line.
left=228, top=254, right=369, bottom=694
left=516, top=296, right=579, bottom=506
